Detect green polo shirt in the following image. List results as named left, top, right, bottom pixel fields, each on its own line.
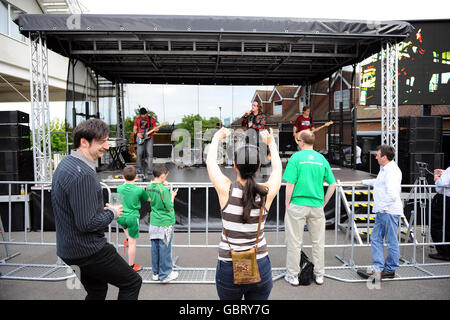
left=117, top=183, right=149, bottom=218
left=282, top=149, right=336, bottom=207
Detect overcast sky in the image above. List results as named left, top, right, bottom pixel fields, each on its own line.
left=2, top=0, right=447, bottom=123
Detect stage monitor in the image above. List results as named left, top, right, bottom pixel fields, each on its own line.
left=360, top=20, right=450, bottom=106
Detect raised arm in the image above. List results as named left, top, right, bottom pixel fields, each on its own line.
left=260, top=129, right=282, bottom=209
left=206, top=128, right=232, bottom=208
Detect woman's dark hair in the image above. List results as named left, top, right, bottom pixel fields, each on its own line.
left=234, top=144, right=269, bottom=223
left=73, top=119, right=110, bottom=149
left=139, top=107, right=148, bottom=115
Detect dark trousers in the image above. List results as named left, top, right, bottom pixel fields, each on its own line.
left=62, top=243, right=142, bottom=300
left=431, top=194, right=450, bottom=256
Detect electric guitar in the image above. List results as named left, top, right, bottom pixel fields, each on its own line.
left=295, top=121, right=334, bottom=143
left=136, top=121, right=169, bottom=145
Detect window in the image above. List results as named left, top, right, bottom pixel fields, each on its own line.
left=0, top=1, right=25, bottom=42
left=273, top=100, right=282, bottom=115
left=0, top=1, right=8, bottom=35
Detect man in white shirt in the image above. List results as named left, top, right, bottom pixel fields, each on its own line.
left=429, top=167, right=450, bottom=261
left=349, top=145, right=403, bottom=279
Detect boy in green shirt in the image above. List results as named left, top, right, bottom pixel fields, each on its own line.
left=282, top=130, right=336, bottom=286
left=117, top=166, right=150, bottom=272
left=147, top=164, right=179, bottom=283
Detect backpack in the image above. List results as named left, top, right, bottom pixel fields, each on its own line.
left=298, top=251, right=314, bottom=285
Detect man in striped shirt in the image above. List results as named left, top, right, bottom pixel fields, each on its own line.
left=51, top=119, right=142, bottom=300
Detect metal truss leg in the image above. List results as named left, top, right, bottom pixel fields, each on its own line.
left=29, top=32, right=52, bottom=182
left=380, top=40, right=399, bottom=162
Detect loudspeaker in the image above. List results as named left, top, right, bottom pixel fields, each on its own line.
left=154, top=144, right=172, bottom=158
left=0, top=151, right=33, bottom=173
left=399, top=116, right=442, bottom=129
left=0, top=138, right=30, bottom=151
left=278, top=131, right=297, bottom=152
left=0, top=111, right=29, bottom=124
left=398, top=152, right=444, bottom=184
left=0, top=124, right=30, bottom=137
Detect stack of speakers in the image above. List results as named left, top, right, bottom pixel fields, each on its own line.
left=398, top=116, right=444, bottom=184
left=0, top=111, right=33, bottom=195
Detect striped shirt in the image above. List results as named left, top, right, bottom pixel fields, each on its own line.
left=51, top=151, right=115, bottom=260
left=219, top=181, right=268, bottom=262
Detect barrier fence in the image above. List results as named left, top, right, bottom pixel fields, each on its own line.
left=0, top=180, right=449, bottom=283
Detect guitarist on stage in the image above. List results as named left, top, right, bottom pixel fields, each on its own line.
left=293, top=106, right=314, bottom=137
left=133, top=107, right=158, bottom=180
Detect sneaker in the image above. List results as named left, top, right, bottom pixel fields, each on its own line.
left=152, top=274, right=159, bottom=281
left=284, top=273, right=299, bottom=286
left=161, top=271, right=179, bottom=283
left=131, top=264, right=142, bottom=272
left=315, top=275, right=324, bottom=285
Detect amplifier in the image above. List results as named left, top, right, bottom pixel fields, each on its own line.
left=279, top=123, right=294, bottom=132
left=0, top=124, right=30, bottom=137
left=0, top=111, right=29, bottom=124
left=278, top=131, right=298, bottom=152
left=0, top=138, right=30, bottom=151
left=154, top=144, right=172, bottom=158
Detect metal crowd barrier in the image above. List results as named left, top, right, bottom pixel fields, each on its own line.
left=0, top=180, right=449, bottom=283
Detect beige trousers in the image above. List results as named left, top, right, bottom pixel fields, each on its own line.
left=285, top=204, right=325, bottom=277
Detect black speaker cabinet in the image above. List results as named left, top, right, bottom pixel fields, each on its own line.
left=398, top=152, right=444, bottom=184
left=0, top=138, right=30, bottom=151
left=0, top=150, right=33, bottom=173
left=0, top=124, right=30, bottom=137
left=0, top=111, right=29, bottom=124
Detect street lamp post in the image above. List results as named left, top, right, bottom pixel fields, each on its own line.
left=219, top=106, right=222, bottom=125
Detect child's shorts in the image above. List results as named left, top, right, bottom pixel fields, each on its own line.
left=116, top=215, right=140, bottom=239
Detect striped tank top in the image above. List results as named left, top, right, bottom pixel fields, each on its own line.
left=218, top=181, right=269, bottom=262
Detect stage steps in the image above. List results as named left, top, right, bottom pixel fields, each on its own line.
left=337, top=186, right=414, bottom=245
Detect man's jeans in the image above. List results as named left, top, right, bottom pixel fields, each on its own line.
left=136, top=138, right=153, bottom=174
left=215, top=255, right=273, bottom=300
left=371, top=212, right=401, bottom=273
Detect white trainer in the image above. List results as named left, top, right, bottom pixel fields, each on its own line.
left=161, top=271, right=179, bottom=283
left=315, top=275, right=324, bottom=285
left=152, top=274, right=159, bottom=281
left=284, top=273, right=299, bottom=286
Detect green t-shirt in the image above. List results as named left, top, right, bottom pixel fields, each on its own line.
left=282, top=149, right=336, bottom=207
left=147, top=182, right=175, bottom=227
left=117, top=183, right=149, bottom=218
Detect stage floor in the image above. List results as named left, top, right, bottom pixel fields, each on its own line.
left=97, top=160, right=374, bottom=185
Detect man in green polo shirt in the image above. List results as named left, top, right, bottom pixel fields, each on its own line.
left=282, top=129, right=336, bottom=286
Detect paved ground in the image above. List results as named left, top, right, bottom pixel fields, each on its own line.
left=1, top=231, right=449, bottom=301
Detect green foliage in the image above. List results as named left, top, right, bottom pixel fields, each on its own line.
left=175, top=114, right=222, bottom=147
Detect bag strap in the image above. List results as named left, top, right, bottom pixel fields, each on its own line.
left=223, top=196, right=266, bottom=252
left=155, top=183, right=168, bottom=210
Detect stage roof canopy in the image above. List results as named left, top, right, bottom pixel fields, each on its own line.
left=16, top=14, right=414, bottom=85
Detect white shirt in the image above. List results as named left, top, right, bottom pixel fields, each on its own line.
left=435, top=167, right=450, bottom=197
left=362, top=161, right=404, bottom=216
